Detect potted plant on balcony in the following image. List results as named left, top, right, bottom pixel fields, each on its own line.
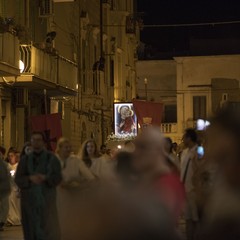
left=0, top=16, right=30, bottom=43
left=0, top=17, right=15, bottom=33
left=13, top=24, right=31, bottom=44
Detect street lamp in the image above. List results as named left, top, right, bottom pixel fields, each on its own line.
left=144, top=78, right=148, bottom=101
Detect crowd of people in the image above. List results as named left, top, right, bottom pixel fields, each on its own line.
left=1, top=105, right=240, bottom=240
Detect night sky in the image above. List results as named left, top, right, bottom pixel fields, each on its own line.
left=137, top=0, right=240, bottom=58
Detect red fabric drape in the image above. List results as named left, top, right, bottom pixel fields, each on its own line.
left=31, top=113, right=62, bottom=151
left=132, top=100, right=164, bottom=128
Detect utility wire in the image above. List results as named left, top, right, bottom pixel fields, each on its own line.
left=53, top=19, right=240, bottom=31
left=92, top=20, right=240, bottom=28
left=142, top=20, right=240, bottom=28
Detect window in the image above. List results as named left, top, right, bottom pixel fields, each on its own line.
left=163, top=105, right=177, bottom=123
left=110, top=60, right=114, bottom=87
left=93, top=73, right=97, bottom=94
left=92, top=45, right=98, bottom=95
left=82, top=40, right=86, bottom=93
left=110, top=0, right=118, bottom=10
left=193, top=96, right=207, bottom=120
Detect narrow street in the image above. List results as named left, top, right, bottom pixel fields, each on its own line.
left=0, top=221, right=186, bottom=240
left=0, top=226, right=23, bottom=240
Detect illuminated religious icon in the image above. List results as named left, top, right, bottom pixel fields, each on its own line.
left=114, top=103, right=137, bottom=136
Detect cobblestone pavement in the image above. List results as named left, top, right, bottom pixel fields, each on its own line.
left=0, top=226, right=23, bottom=240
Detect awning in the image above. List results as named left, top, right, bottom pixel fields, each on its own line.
left=0, top=62, right=20, bottom=77
left=14, top=75, right=77, bottom=97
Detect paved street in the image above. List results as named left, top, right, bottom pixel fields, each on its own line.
left=0, top=222, right=186, bottom=240
left=0, top=226, right=23, bottom=240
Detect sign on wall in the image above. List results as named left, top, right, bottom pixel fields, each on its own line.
left=114, top=103, right=137, bottom=136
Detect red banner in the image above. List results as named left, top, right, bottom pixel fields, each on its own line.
left=132, top=100, right=164, bottom=128
left=31, top=113, right=62, bottom=151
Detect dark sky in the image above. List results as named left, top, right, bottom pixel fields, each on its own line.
left=137, top=0, right=240, bottom=57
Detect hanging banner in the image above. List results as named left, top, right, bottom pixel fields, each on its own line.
left=31, top=113, right=62, bottom=151
left=132, top=100, right=164, bottom=128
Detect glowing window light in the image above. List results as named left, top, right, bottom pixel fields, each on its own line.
left=19, top=60, right=25, bottom=73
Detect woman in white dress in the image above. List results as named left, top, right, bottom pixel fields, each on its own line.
left=56, top=138, right=96, bottom=238
left=6, top=150, right=21, bottom=226
left=79, top=139, right=115, bottom=180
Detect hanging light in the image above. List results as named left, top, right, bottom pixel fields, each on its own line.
left=19, top=60, right=25, bottom=73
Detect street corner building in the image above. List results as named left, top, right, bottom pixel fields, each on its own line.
left=0, top=0, right=139, bottom=152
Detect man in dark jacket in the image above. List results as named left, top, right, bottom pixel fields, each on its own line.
left=15, top=132, right=62, bottom=240
left=0, top=146, right=11, bottom=231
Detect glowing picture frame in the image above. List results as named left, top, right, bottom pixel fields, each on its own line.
left=114, top=103, right=137, bottom=136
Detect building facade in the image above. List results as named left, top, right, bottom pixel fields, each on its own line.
left=175, top=55, right=240, bottom=137
left=136, top=60, right=178, bottom=140
left=0, top=0, right=139, bottom=153
left=137, top=55, right=240, bottom=143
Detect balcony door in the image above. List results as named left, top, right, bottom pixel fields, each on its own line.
left=193, top=96, right=207, bottom=120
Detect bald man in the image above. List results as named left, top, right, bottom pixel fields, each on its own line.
left=133, top=127, right=185, bottom=223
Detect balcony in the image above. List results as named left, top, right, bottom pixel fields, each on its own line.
left=0, top=32, right=20, bottom=76
left=15, top=44, right=77, bottom=96
left=161, top=123, right=178, bottom=134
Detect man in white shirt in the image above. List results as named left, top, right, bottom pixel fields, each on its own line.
left=180, top=128, right=199, bottom=240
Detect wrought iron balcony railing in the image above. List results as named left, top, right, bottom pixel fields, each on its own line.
left=19, top=44, right=77, bottom=90
left=161, top=123, right=178, bottom=133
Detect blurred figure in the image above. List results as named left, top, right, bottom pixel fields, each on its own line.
left=133, top=127, right=185, bottom=224
left=7, top=150, right=21, bottom=226
left=56, top=138, right=95, bottom=239
left=5, top=148, right=16, bottom=163
left=200, top=106, right=240, bottom=239
left=62, top=184, right=180, bottom=240
left=15, top=151, right=20, bottom=163
left=15, top=132, right=62, bottom=240
left=172, top=142, right=178, bottom=155
left=20, top=142, right=33, bottom=160
left=100, top=148, right=117, bottom=181
left=0, top=146, right=11, bottom=231
left=176, top=142, right=186, bottom=162
left=164, top=137, right=180, bottom=171
left=115, top=151, right=137, bottom=188
left=124, top=140, right=135, bottom=152
left=100, top=144, right=107, bottom=155
left=180, top=128, right=200, bottom=240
